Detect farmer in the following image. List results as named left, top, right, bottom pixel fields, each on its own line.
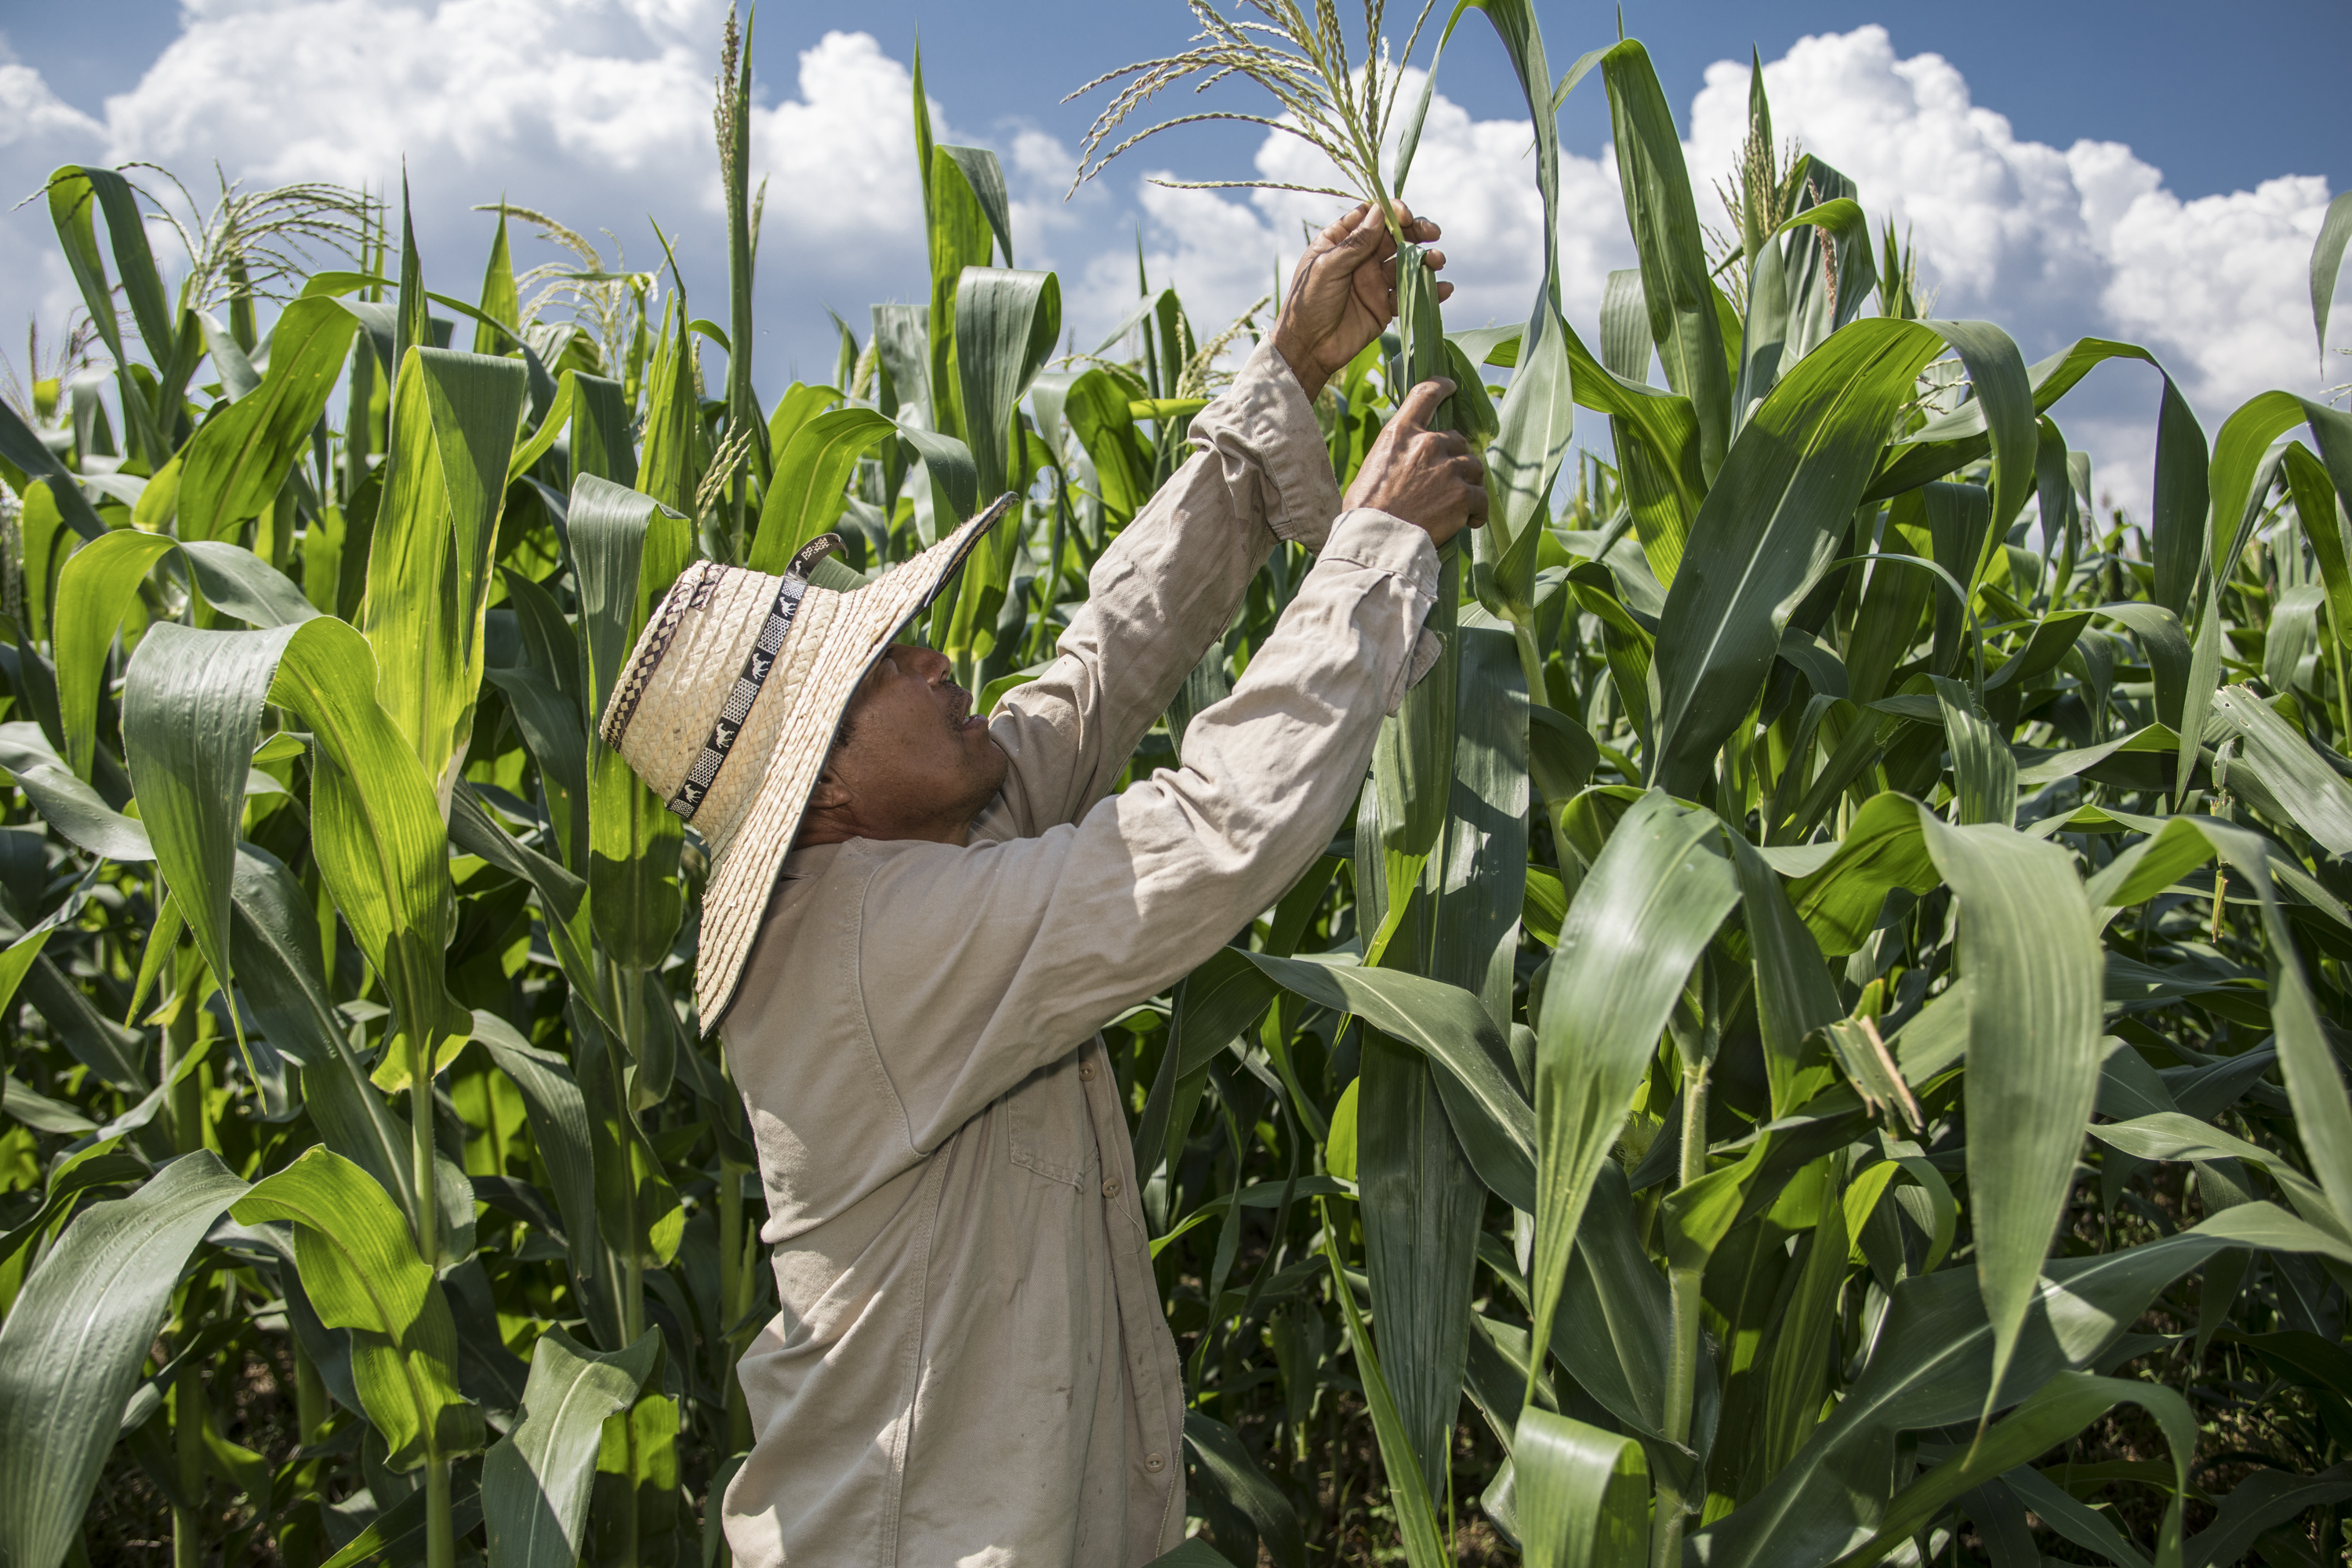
left=597, top=201, right=1486, bottom=1566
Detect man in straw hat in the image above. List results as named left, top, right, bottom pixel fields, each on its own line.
left=600, top=201, right=1485, bottom=1566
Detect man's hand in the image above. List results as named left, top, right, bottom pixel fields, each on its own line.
left=1268, top=201, right=1448, bottom=404
left=1343, top=379, right=1486, bottom=547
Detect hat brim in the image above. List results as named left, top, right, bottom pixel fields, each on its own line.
left=691, top=493, right=1016, bottom=1033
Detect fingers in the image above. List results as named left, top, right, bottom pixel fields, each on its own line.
left=1311, top=202, right=1367, bottom=252
left=1391, top=376, right=1455, bottom=430
left=1390, top=201, right=1442, bottom=243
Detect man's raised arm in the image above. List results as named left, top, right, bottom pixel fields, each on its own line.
left=981, top=203, right=1451, bottom=837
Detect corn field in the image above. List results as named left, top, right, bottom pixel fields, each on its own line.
left=5, top=2, right=2352, bottom=1565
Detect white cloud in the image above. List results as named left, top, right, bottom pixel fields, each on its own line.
left=0, top=5, right=942, bottom=384
left=1679, top=25, right=2344, bottom=517
left=1, top=9, right=2340, bottom=524
left=1065, top=68, right=1633, bottom=368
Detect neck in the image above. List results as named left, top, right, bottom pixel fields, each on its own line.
left=794, top=812, right=971, bottom=850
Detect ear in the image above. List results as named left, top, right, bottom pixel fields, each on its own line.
left=805, top=765, right=853, bottom=811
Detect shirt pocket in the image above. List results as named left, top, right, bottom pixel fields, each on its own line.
left=1006, top=1051, right=1092, bottom=1188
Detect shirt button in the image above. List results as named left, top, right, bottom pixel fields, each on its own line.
left=1144, top=1452, right=1166, bottom=1473
left=1102, top=1178, right=1121, bottom=1199
left=1078, top=1062, right=1094, bottom=1080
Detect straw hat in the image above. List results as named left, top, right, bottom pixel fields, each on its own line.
left=597, top=494, right=1015, bottom=1033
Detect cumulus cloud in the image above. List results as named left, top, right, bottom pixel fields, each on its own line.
left=1679, top=25, right=2344, bottom=515
left=1116, top=24, right=2344, bottom=517
left=1, top=10, right=2339, bottom=524
left=0, top=4, right=944, bottom=383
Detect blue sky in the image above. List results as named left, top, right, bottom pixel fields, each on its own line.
left=3, top=0, right=2347, bottom=514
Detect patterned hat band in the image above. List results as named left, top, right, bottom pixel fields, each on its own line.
left=662, top=534, right=842, bottom=822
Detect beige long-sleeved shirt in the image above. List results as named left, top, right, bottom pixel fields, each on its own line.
left=718, top=339, right=1441, bottom=1567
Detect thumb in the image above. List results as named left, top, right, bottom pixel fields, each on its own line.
left=1393, top=376, right=1455, bottom=429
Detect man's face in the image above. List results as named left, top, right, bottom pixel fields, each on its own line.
left=819, top=643, right=1009, bottom=840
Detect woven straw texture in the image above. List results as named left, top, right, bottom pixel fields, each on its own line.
left=597, top=502, right=1007, bottom=1031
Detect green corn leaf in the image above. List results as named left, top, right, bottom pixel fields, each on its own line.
left=2204, top=684, right=2352, bottom=855
left=1922, top=321, right=2037, bottom=586
left=762, top=382, right=840, bottom=465
left=315, top=1466, right=485, bottom=1568
left=638, top=289, right=704, bottom=521
left=870, top=303, right=933, bottom=433
left=1222, top=948, right=1535, bottom=1213
left=1928, top=677, right=2017, bottom=827
left=1548, top=1161, right=1673, bottom=1439
left=1062, top=368, right=1154, bottom=524
left=268, top=617, right=465, bottom=1141
left=1783, top=790, right=1942, bottom=955
left=1358, top=1025, right=1482, bottom=1498
left=1828, top=1371, right=2196, bottom=1568
left=232, top=1146, right=482, bottom=1468
left=1647, top=319, right=1947, bottom=795
left=1735, top=198, right=1874, bottom=418
left=1599, top=41, right=1731, bottom=481
left=177, top=296, right=361, bottom=543
left=1512, top=1407, right=1649, bottom=1568
left=1483, top=302, right=1576, bottom=597
left=2285, top=441, right=2352, bottom=652
left=483, top=1327, right=659, bottom=1568
left=1530, top=791, right=1737, bottom=1397
left=474, top=207, right=520, bottom=357
left=45, top=165, right=175, bottom=464
left=183, top=540, right=325, bottom=629
left=1867, top=337, right=2178, bottom=502
left=924, top=145, right=994, bottom=443
left=1182, top=1411, right=1305, bottom=1568
left=2001, top=1465, right=2154, bottom=1568
left=53, top=530, right=176, bottom=781
left=448, top=779, right=597, bottom=1017
left=1324, top=1225, right=1451, bottom=1568
left=2312, top=191, right=2352, bottom=366
left=1757, top=1157, right=1849, bottom=1479
left=2150, top=378, right=2212, bottom=620
left=1918, top=811, right=2104, bottom=1425
left=2181, top=1464, right=2352, bottom=1568
left=943, top=267, right=1058, bottom=668
left=1692, top=1209, right=2311, bottom=1568
left=750, top=408, right=897, bottom=571
left=1725, top=832, right=1842, bottom=1117
left=229, top=843, right=419, bottom=1232
left=899, top=423, right=979, bottom=548
left=0, top=410, right=105, bottom=543
left=0, top=720, right=152, bottom=861
left=359, top=345, right=528, bottom=811
left=2092, top=1114, right=2347, bottom=1244
left=506, top=369, right=637, bottom=489
left=121, top=621, right=289, bottom=1039
left=2177, top=392, right=2352, bottom=797
left=2182, top=815, right=2352, bottom=1234
left=505, top=368, right=579, bottom=482
left=0, top=1150, right=249, bottom=1568
left=954, top=267, right=1059, bottom=499
left=940, top=146, right=1015, bottom=270
left=572, top=475, right=692, bottom=971
left=470, top=1009, right=601, bottom=1288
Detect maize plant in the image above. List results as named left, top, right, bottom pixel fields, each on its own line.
left=6, top=2, right=2352, bottom=1566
